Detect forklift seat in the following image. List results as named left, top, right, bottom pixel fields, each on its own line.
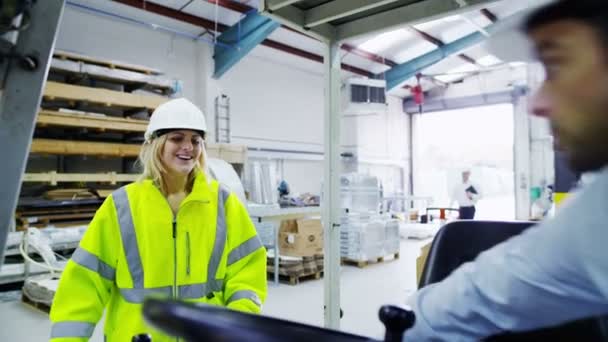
left=418, top=220, right=608, bottom=341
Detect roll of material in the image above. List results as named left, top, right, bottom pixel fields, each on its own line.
left=207, top=158, right=247, bottom=204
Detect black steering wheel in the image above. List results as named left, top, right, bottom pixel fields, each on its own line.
left=135, top=298, right=415, bottom=342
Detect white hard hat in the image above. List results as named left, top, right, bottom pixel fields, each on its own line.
left=145, top=98, right=207, bottom=141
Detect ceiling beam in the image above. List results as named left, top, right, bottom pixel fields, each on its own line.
left=336, top=0, right=499, bottom=42
left=211, top=0, right=397, bottom=68
left=410, top=27, right=479, bottom=66
left=268, top=4, right=336, bottom=42
left=305, top=0, right=401, bottom=28
left=114, top=0, right=229, bottom=30
left=458, top=54, right=478, bottom=65
left=266, top=0, right=305, bottom=11
left=341, top=43, right=397, bottom=67
left=179, top=0, right=195, bottom=11
left=205, top=0, right=252, bottom=13
left=384, top=13, right=511, bottom=90
left=214, top=12, right=280, bottom=78
left=113, top=0, right=373, bottom=77
left=480, top=8, right=498, bottom=23
left=262, top=40, right=373, bottom=76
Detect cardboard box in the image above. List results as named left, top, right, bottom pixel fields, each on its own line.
left=416, top=242, right=432, bottom=287
left=279, top=218, right=323, bottom=257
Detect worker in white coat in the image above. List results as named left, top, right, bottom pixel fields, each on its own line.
left=450, top=169, right=481, bottom=219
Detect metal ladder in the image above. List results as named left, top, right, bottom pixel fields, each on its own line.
left=214, top=94, right=231, bottom=143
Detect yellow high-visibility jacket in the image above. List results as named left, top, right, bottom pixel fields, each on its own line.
left=49, top=172, right=267, bottom=341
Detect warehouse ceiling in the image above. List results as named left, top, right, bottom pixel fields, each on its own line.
left=66, top=0, right=536, bottom=97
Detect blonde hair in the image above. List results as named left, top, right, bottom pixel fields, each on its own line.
left=137, top=134, right=208, bottom=195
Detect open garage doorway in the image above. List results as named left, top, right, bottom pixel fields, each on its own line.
left=413, top=103, right=515, bottom=220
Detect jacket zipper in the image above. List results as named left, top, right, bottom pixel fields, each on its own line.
left=172, top=218, right=179, bottom=342
left=172, top=218, right=177, bottom=299
left=186, top=231, right=191, bottom=276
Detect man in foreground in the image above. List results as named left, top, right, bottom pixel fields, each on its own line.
left=404, top=0, right=608, bottom=339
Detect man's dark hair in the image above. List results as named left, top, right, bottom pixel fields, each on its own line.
left=525, top=0, right=608, bottom=44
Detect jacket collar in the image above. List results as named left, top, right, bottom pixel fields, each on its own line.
left=186, top=171, right=213, bottom=203
left=141, top=171, right=214, bottom=204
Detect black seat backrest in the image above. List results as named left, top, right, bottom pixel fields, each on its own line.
left=418, top=220, right=608, bottom=341
left=418, top=220, right=533, bottom=287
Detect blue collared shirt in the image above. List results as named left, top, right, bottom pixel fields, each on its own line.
left=404, top=168, right=608, bottom=341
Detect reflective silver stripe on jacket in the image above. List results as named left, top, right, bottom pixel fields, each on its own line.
left=207, top=184, right=230, bottom=283
left=113, top=184, right=231, bottom=303
left=112, top=187, right=144, bottom=288
left=50, top=321, right=96, bottom=338
left=71, top=247, right=116, bottom=281
left=226, top=289, right=262, bottom=307
left=178, top=279, right=224, bottom=300
left=119, top=280, right=226, bottom=303
left=228, top=235, right=264, bottom=266
left=119, top=286, right=172, bottom=303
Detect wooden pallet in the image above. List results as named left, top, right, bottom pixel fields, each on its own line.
left=268, top=271, right=323, bottom=285
left=37, top=109, right=148, bottom=133
left=341, top=253, right=400, bottom=268
left=54, top=50, right=162, bottom=75
left=30, top=139, right=141, bottom=157
left=44, top=81, right=166, bottom=110
left=23, top=172, right=139, bottom=185
left=21, top=294, right=51, bottom=314
left=28, top=140, right=251, bottom=161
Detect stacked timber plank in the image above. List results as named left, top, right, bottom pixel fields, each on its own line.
left=18, top=51, right=249, bottom=234
left=28, top=50, right=173, bottom=183
left=15, top=197, right=103, bottom=231
left=52, top=50, right=170, bottom=89
left=17, top=51, right=174, bottom=232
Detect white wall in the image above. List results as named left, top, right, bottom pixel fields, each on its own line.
left=206, top=45, right=410, bottom=196
left=204, top=45, right=325, bottom=195
left=344, top=95, right=410, bottom=195
left=53, top=7, right=411, bottom=198
left=205, top=46, right=325, bottom=152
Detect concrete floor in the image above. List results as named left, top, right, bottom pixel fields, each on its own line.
left=0, top=238, right=430, bottom=341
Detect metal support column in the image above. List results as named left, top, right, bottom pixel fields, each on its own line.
left=0, top=0, right=65, bottom=269
left=408, top=113, right=414, bottom=197
left=323, top=41, right=341, bottom=329
left=513, top=91, right=531, bottom=220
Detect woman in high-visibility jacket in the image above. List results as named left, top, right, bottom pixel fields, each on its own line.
left=49, top=98, right=267, bottom=341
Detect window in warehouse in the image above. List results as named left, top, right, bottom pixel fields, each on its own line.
left=413, top=103, right=515, bottom=220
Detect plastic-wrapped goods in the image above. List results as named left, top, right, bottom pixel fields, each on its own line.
left=340, top=213, right=385, bottom=261
left=340, top=213, right=401, bottom=261
left=384, top=219, right=400, bottom=255
left=340, top=173, right=381, bottom=214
